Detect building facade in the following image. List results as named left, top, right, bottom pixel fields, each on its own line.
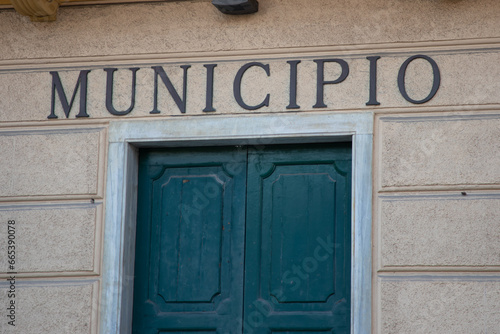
left=1, top=0, right=499, bottom=333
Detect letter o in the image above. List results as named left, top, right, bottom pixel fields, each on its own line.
left=247, top=311, right=264, bottom=327
left=204, top=182, right=219, bottom=199
left=302, top=257, right=318, bottom=273
left=398, top=55, right=441, bottom=104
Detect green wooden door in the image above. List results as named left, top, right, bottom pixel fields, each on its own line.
left=132, top=147, right=248, bottom=333
left=244, top=144, right=351, bottom=334
left=132, top=143, right=351, bottom=334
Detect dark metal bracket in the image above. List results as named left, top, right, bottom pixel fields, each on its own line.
left=212, top=0, right=259, bottom=15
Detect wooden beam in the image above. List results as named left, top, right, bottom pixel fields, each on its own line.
left=11, top=0, right=61, bottom=21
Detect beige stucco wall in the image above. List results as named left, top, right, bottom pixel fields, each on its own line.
left=1, top=0, right=499, bottom=332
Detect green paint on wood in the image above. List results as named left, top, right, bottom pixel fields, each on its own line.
left=132, top=144, right=351, bottom=334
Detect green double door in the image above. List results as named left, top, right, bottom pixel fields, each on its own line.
left=132, top=143, right=352, bottom=334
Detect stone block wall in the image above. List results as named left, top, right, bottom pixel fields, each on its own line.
left=0, top=126, right=106, bottom=332
left=374, top=113, right=500, bottom=333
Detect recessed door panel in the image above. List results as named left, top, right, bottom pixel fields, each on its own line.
left=244, top=144, right=351, bottom=334
left=133, top=147, right=247, bottom=334
left=154, top=171, right=224, bottom=304
left=267, top=167, right=337, bottom=303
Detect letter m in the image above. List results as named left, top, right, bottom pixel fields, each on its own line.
left=48, top=70, right=90, bottom=119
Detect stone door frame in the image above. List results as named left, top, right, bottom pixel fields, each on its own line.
left=100, top=111, right=373, bottom=334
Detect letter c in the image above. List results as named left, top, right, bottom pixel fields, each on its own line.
left=234, top=62, right=271, bottom=110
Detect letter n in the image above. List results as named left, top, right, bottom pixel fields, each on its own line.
left=150, top=65, right=191, bottom=114
left=48, top=70, right=90, bottom=119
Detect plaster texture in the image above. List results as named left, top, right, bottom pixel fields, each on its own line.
left=0, top=0, right=500, bottom=59
left=378, top=114, right=500, bottom=189
left=0, top=128, right=104, bottom=198
left=0, top=203, right=99, bottom=274
left=379, top=195, right=500, bottom=268
left=379, top=279, right=500, bottom=334
left=0, top=281, right=97, bottom=333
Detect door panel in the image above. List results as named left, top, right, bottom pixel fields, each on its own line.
left=267, top=166, right=337, bottom=303
left=158, top=332, right=217, bottom=334
left=133, top=147, right=247, bottom=334
left=244, top=144, right=351, bottom=334
left=270, top=332, right=332, bottom=334
left=132, top=144, right=351, bottom=334
left=154, top=170, right=225, bottom=303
